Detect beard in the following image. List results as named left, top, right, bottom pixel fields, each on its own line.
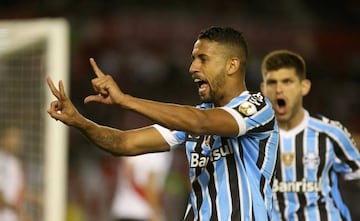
left=199, top=72, right=226, bottom=104
left=199, top=90, right=215, bottom=103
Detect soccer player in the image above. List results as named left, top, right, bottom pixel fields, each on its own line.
left=0, top=126, right=25, bottom=221
left=47, top=26, right=279, bottom=220
left=260, top=49, right=360, bottom=221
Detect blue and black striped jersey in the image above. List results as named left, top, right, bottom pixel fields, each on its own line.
left=272, top=111, right=360, bottom=221
left=156, top=91, right=279, bottom=221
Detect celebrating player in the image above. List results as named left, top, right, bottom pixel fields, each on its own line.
left=47, top=26, right=279, bottom=220
left=261, top=49, right=360, bottom=221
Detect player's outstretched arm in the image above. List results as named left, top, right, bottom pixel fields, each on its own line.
left=84, top=58, right=240, bottom=137
left=46, top=77, right=170, bottom=156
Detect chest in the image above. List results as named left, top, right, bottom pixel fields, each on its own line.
left=278, top=131, right=336, bottom=176
left=184, top=135, right=235, bottom=168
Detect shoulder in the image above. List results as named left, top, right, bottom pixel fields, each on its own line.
left=309, top=113, right=347, bottom=132
left=308, top=113, right=355, bottom=144
left=228, top=91, right=271, bottom=114
left=222, top=92, right=276, bottom=135
left=236, top=91, right=267, bottom=105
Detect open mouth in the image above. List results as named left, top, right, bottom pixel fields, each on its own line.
left=276, top=98, right=287, bottom=114
left=194, top=78, right=206, bottom=86
left=194, top=78, right=209, bottom=92
left=277, top=99, right=285, bottom=107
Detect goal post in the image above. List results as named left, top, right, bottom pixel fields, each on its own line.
left=0, top=18, right=70, bottom=221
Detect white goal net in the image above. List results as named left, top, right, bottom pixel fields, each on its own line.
left=0, top=18, right=69, bottom=221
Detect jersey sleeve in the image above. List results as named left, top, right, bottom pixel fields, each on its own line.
left=221, top=92, right=276, bottom=137
left=152, top=124, right=185, bottom=150
left=324, top=118, right=360, bottom=180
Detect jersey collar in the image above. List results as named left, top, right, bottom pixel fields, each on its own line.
left=279, top=110, right=309, bottom=138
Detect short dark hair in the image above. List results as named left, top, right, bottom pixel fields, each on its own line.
left=261, top=49, right=306, bottom=80
left=198, top=26, right=248, bottom=72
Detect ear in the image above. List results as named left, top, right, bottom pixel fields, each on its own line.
left=227, top=57, right=240, bottom=75
left=301, top=79, right=311, bottom=96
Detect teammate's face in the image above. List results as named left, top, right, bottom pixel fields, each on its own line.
left=261, top=68, right=310, bottom=126
left=189, top=39, right=227, bottom=104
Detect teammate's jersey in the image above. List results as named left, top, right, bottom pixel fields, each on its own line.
left=155, top=91, right=279, bottom=221
left=272, top=110, right=360, bottom=221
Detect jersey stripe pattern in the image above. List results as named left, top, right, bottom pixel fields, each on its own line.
left=172, top=91, right=279, bottom=221
left=272, top=111, right=360, bottom=221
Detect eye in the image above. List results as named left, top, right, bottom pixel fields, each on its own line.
left=283, top=79, right=292, bottom=84
left=266, top=79, right=277, bottom=86
left=199, top=55, right=208, bottom=64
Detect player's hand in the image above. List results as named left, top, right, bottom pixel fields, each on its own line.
left=46, top=77, right=82, bottom=127
left=84, top=58, right=127, bottom=105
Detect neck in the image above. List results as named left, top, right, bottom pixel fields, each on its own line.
left=216, top=84, right=246, bottom=107
left=278, top=108, right=306, bottom=131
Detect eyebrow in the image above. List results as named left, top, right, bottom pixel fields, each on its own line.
left=265, top=78, right=277, bottom=83
left=265, top=77, right=293, bottom=83
left=192, top=53, right=209, bottom=60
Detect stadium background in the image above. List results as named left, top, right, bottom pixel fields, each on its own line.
left=0, top=1, right=359, bottom=220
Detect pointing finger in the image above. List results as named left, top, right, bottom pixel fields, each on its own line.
left=89, top=58, right=105, bottom=78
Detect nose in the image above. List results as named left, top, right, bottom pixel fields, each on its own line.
left=189, top=59, right=199, bottom=74
left=275, top=83, right=283, bottom=94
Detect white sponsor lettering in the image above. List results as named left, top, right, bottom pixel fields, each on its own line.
left=190, top=144, right=234, bottom=168
left=273, top=178, right=321, bottom=193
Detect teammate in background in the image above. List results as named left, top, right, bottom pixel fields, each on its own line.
left=260, top=49, right=360, bottom=221
left=47, top=26, right=279, bottom=220
left=110, top=152, right=173, bottom=221
left=0, top=126, right=25, bottom=221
